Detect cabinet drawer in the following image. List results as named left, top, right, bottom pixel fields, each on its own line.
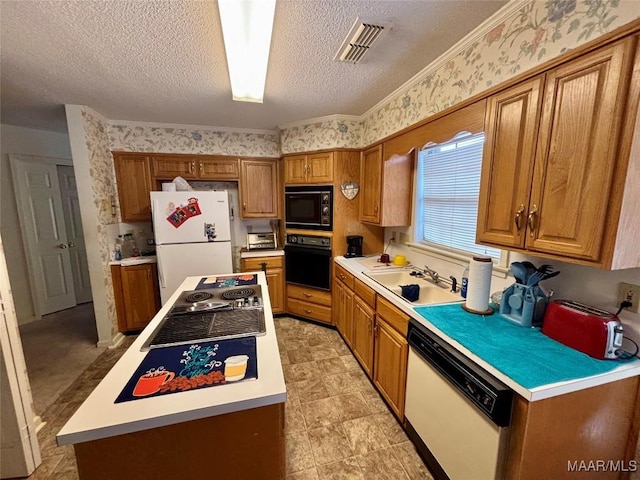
left=242, top=256, right=284, bottom=271
left=287, top=298, right=332, bottom=324
left=376, top=296, right=409, bottom=336
left=287, top=284, right=332, bottom=307
left=334, top=264, right=354, bottom=290
left=354, top=278, right=375, bottom=308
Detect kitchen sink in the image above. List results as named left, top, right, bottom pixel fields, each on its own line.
left=364, top=268, right=461, bottom=306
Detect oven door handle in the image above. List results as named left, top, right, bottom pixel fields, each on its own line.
left=284, top=245, right=332, bottom=256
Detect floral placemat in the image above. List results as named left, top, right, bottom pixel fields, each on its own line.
left=115, top=337, right=257, bottom=403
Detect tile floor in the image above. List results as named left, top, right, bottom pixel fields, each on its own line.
left=277, top=316, right=432, bottom=480
left=26, top=317, right=432, bottom=479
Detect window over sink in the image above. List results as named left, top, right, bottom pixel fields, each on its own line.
left=414, top=131, right=505, bottom=265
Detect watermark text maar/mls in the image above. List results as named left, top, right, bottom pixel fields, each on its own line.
left=568, top=460, right=637, bottom=472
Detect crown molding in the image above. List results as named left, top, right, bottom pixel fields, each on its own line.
left=278, top=113, right=361, bottom=130
left=361, top=0, right=529, bottom=119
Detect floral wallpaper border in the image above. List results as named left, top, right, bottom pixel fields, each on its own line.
left=109, top=123, right=280, bottom=158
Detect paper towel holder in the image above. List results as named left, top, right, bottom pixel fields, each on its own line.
left=462, top=255, right=494, bottom=315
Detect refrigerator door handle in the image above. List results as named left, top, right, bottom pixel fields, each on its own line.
left=156, top=253, right=166, bottom=289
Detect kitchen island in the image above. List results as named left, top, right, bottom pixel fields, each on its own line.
left=56, top=272, right=286, bottom=480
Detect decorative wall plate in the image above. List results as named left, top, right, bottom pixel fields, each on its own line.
left=341, top=182, right=359, bottom=200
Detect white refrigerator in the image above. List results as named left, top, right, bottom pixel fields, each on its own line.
left=151, top=191, right=233, bottom=304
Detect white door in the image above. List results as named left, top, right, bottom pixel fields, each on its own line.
left=10, top=157, right=76, bottom=315
left=151, top=191, right=231, bottom=244
left=0, top=238, right=41, bottom=477
left=57, top=166, right=92, bottom=304
left=156, top=242, right=233, bottom=304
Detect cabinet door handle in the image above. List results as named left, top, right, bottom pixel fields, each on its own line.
left=260, top=262, right=267, bottom=272
left=190, top=161, right=195, bottom=173
left=374, top=205, right=379, bottom=213
left=339, top=274, right=345, bottom=280
left=304, top=309, right=312, bottom=314
left=242, top=203, right=246, bottom=211
left=514, top=204, right=525, bottom=232
left=146, top=269, right=151, bottom=279
left=199, top=162, right=204, bottom=172
left=527, top=204, right=538, bottom=237
left=303, top=292, right=312, bottom=298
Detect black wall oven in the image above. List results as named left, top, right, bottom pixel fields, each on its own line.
left=285, top=185, right=333, bottom=231
left=284, top=234, right=332, bottom=291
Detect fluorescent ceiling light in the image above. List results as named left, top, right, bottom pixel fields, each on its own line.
left=218, top=0, right=276, bottom=103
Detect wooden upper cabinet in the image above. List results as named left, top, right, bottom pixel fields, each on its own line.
left=113, top=153, right=153, bottom=222
left=477, top=77, right=543, bottom=248
left=284, top=155, right=308, bottom=184
left=152, top=156, right=198, bottom=179
left=152, top=155, right=239, bottom=180
left=528, top=41, right=631, bottom=261
left=360, top=145, right=383, bottom=223
left=239, top=159, right=279, bottom=218
left=307, top=152, right=334, bottom=183
left=360, top=144, right=413, bottom=226
left=284, top=152, right=333, bottom=184
left=478, top=38, right=639, bottom=268
left=197, top=157, right=239, bottom=179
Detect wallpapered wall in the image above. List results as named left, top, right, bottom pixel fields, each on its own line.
left=76, top=0, right=640, bottom=340
left=80, top=108, right=120, bottom=338
left=109, top=123, right=280, bottom=157
left=280, top=0, right=640, bottom=153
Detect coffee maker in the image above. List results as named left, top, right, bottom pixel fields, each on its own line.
left=345, top=235, right=363, bottom=258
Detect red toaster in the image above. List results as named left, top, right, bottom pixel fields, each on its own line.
left=542, top=300, right=624, bottom=360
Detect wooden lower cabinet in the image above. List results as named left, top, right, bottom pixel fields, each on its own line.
left=373, top=317, right=408, bottom=421
left=505, top=376, right=639, bottom=480
left=333, top=278, right=354, bottom=347
left=286, top=283, right=332, bottom=324
left=74, top=403, right=285, bottom=480
left=241, top=256, right=285, bottom=314
left=111, top=263, right=161, bottom=332
left=352, top=295, right=375, bottom=378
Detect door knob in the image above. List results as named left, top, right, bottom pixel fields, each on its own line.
left=58, top=243, right=68, bottom=249
left=68, top=241, right=76, bottom=248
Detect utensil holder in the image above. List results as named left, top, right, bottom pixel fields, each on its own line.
left=500, top=283, right=548, bottom=327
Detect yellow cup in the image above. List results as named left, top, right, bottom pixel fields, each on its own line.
left=393, top=255, right=407, bottom=266
left=224, top=355, right=249, bottom=381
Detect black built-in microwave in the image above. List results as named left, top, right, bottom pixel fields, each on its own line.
left=285, top=185, right=333, bottom=231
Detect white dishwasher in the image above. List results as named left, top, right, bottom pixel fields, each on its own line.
left=404, top=319, right=513, bottom=480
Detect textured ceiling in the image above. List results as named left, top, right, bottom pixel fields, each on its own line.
left=0, top=0, right=508, bottom=133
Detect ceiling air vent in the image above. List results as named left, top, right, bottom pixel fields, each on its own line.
left=334, top=19, right=386, bottom=64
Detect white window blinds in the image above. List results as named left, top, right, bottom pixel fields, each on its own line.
left=416, top=132, right=500, bottom=260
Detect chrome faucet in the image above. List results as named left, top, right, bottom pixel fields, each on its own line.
left=423, top=266, right=440, bottom=283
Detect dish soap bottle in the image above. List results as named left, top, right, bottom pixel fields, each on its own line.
left=461, top=265, right=469, bottom=299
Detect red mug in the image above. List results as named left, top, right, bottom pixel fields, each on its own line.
left=133, top=371, right=175, bottom=397
left=379, top=253, right=390, bottom=263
